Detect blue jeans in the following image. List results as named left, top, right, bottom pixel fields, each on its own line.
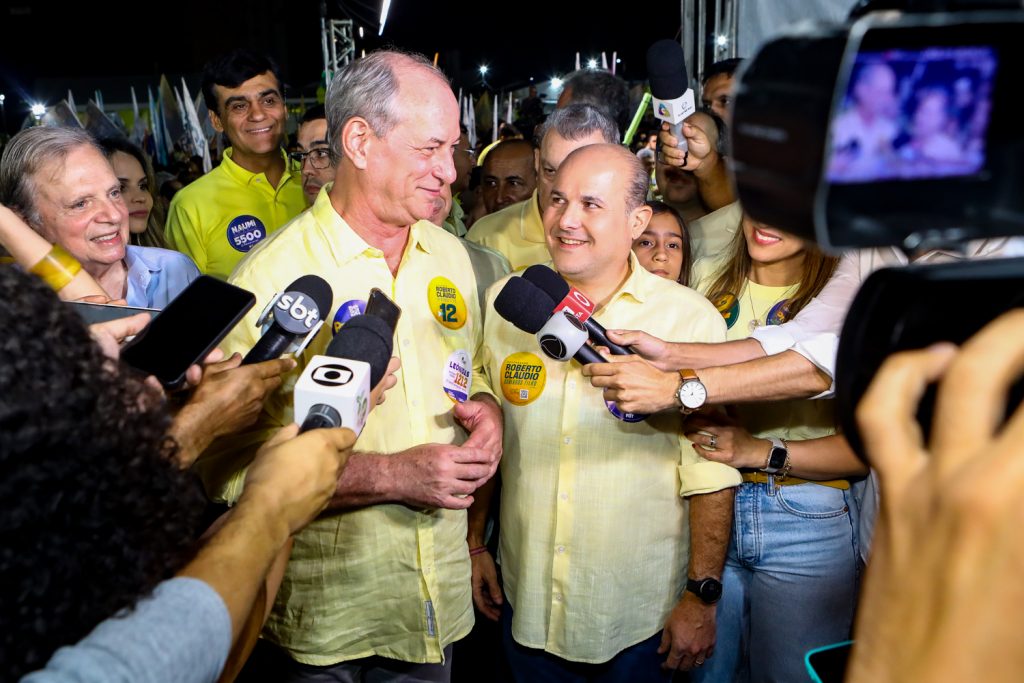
left=500, top=602, right=676, bottom=683
left=692, top=482, right=860, bottom=683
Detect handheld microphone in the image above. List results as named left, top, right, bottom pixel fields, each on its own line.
left=493, top=277, right=605, bottom=365
left=243, top=275, right=333, bottom=364
left=521, top=265, right=633, bottom=356
left=294, top=314, right=394, bottom=435
left=647, top=39, right=696, bottom=153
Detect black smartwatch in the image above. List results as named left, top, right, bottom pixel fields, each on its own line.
left=686, top=577, right=723, bottom=605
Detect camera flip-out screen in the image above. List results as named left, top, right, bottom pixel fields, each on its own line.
left=826, top=45, right=997, bottom=184
left=732, top=11, right=1024, bottom=252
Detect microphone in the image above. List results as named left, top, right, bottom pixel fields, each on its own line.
left=293, top=314, right=394, bottom=434
left=647, top=39, right=696, bottom=153
left=243, top=275, right=333, bottom=364
left=493, top=277, right=605, bottom=366
left=521, top=265, right=633, bottom=356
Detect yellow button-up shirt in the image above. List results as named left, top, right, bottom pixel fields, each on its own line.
left=196, top=190, right=494, bottom=666
left=165, top=148, right=305, bottom=279
left=481, top=257, right=740, bottom=663
left=466, top=190, right=550, bottom=271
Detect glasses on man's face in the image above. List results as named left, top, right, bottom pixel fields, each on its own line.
left=289, top=147, right=333, bottom=169
left=455, top=147, right=477, bottom=162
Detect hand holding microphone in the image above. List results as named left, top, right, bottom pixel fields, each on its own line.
left=244, top=275, right=333, bottom=365
left=648, top=38, right=697, bottom=154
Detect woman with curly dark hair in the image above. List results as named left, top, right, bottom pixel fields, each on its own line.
left=0, top=266, right=205, bottom=679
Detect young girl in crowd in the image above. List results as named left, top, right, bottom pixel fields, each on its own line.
left=630, top=200, right=692, bottom=286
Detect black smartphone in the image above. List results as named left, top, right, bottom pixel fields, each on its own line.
left=120, top=276, right=256, bottom=390
left=67, top=301, right=159, bottom=325
left=365, top=287, right=402, bottom=333
left=805, top=641, right=852, bottom=683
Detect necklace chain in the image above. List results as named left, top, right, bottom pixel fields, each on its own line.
left=745, top=282, right=799, bottom=331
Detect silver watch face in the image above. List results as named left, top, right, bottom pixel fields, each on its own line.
left=678, top=380, right=707, bottom=409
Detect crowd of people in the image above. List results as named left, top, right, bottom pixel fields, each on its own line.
left=1, top=28, right=1023, bottom=683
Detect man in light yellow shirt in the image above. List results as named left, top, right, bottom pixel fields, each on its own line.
left=466, top=104, right=619, bottom=271
left=165, top=49, right=305, bottom=279
left=472, top=144, right=740, bottom=679
left=197, top=50, right=503, bottom=682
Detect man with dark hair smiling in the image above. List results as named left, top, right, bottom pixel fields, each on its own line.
left=166, top=48, right=305, bottom=279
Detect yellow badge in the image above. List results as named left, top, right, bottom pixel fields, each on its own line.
left=427, top=276, right=467, bottom=330
left=500, top=352, right=547, bottom=406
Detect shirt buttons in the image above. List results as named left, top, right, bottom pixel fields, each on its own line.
left=559, top=492, right=569, bottom=501
left=556, top=545, right=566, bottom=554
left=411, top=400, right=419, bottom=407
left=402, top=339, right=411, bottom=347
left=563, top=437, right=572, bottom=445
left=554, top=594, right=564, bottom=603
left=568, top=381, right=576, bottom=390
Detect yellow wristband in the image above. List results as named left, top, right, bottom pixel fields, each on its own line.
left=29, top=244, right=81, bottom=291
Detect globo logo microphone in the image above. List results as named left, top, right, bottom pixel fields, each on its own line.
left=273, top=292, right=321, bottom=334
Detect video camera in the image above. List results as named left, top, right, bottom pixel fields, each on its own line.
left=728, top=1, right=1024, bottom=456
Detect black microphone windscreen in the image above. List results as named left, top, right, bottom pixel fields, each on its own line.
left=522, top=265, right=570, bottom=302
left=647, top=39, right=689, bottom=100
left=286, top=275, right=334, bottom=320
left=493, top=277, right=555, bottom=334
left=324, top=314, right=393, bottom=386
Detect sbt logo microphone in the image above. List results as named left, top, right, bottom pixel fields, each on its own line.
left=294, top=356, right=372, bottom=436
left=274, top=292, right=321, bottom=334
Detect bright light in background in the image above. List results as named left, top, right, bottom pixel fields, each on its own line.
left=30, top=103, right=45, bottom=118
left=378, top=0, right=392, bottom=36
left=358, top=25, right=364, bottom=38
left=616, top=58, right=622, bottom=64
left=587, top=58, right=598, bottom=69
left=0, top=94, right=6, bottom=104
left=550, top=77, right=563, bottom=90
left=479, top=65, right=489, bottom=76
left=716, top=34, right=728, bottom=47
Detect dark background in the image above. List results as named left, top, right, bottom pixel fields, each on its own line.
left=1, top=0, right=683, bottom=127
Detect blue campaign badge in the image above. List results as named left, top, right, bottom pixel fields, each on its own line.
left=606, top=400, right=648, bottom=423
left=767, top=299, right=792, bottom=326
left=332, top=299, right=367, bottom=335
left=226, top=215, right=267, bottom=253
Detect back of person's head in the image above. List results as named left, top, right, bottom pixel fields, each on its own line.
left=560, top=69, right=630, bottom=136
left=536, top=102, right=620, bottom=147
left=0, top=126, right=100, bottom=228
left=302, top=103, right=326, bottom=124
left=201, top=48, right=283, bottom=113
left=701, top=58, right=744, bottom=86
left=0, top=267, right=204, bottom=678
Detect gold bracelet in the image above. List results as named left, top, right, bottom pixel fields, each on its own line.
left=29, top=244, right=81, bottom=291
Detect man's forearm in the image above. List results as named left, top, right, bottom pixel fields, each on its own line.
left=699, top=351, right=832, bottom=404
left=694, top=160, right=735, bottom=212
left=686, top=488, right=735, bottom=579
left=327, top=452, right=397, bottom=509
left=467, top=477, right=497, bottom=548
left=666, top=338, right=765, bottom=371
left=168, top=403, right=217, bottom=468
left=176, top=494, right=290, bottom=644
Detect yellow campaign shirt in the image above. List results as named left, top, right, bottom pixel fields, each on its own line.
left=165, top=148, right=305, bottom=280
left=481, top=256, right=740, bottom=664
left=195, top=189, right=495, bottom=666
left=466, top=189, right=550, bottom=271
left=693, top=267, right=835, bottom=443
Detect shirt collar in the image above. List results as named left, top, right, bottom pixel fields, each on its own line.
left=309, top=190, right=434, bottom=266
left=544, top=252, right=651, bottom=311
left=220, top=147, right=299, bottom=188
left=123, top=246, right=160, bottom=295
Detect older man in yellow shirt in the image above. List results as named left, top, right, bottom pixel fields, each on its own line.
left=472, top=144, right=740, bottom=681
left=196, top=51, right=502, bottom=682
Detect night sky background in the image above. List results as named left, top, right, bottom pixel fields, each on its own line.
left=1, top=0, right=683, bottom=128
